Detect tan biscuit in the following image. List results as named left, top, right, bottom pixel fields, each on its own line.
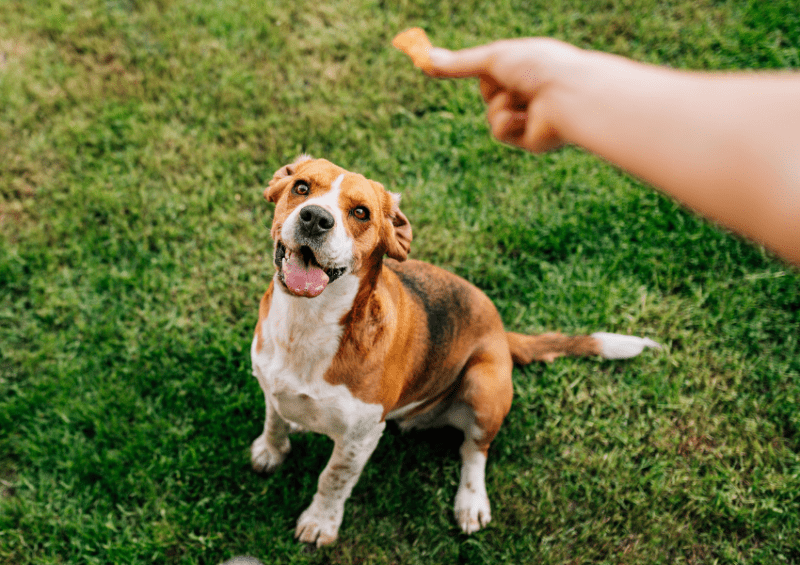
left=392, top=27, right=434, bottom=74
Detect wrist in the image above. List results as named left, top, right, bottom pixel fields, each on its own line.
left=546, top=48, right=664, bottom=150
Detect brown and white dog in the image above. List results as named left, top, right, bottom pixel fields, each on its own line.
left=250, top=156, right=659, bottom=546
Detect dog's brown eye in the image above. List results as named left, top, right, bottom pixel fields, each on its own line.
left=292, top=181, right=310, bottom=196
left=352, top=206, right=370, bottom=221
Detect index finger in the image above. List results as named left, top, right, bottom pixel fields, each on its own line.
left=428, top=44, right=499, bottom=78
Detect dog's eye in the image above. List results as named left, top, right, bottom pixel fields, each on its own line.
left=292, top=181, right=310, bottom=196
left=352, top=206, right=370, bottom=221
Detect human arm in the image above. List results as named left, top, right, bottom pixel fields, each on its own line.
left=429, top=39, right=800, bottom=265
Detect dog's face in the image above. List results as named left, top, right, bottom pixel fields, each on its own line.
left=264, top=156, right=412, bottom=298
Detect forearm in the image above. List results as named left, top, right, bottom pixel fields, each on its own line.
left=549, top=52, right=800, bottom=264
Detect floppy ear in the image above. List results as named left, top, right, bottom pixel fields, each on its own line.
left=385, top=192, right=412, bottom=262
left=264, top=154, right=314, bottom=202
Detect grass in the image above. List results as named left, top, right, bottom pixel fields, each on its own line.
left=1, top=0, right=799, bottom=563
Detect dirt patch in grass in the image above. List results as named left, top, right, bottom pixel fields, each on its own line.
left=60, top=41, right=145, bottom=100
left=0, top=37, right=32, bottom=70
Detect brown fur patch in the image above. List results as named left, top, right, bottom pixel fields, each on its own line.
left=326, top=257, right=513, bottom=451
left=254, top=283, right=274, bottom=354
left=506, top=332, right=602, bottom=364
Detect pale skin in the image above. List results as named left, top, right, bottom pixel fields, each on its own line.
left=427, top=38, right=800, bottom=266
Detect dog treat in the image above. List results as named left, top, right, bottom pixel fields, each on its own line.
left=392, top=27, right=434, bottom=74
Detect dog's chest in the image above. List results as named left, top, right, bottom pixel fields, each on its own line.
left=251, top=280, right=383, bottom=438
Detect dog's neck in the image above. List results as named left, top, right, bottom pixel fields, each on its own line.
left=272, top=272, right=360, bottom=328
left=265, top=273, right=359, bottom=382
left=263, top=253, right=393, bottom=386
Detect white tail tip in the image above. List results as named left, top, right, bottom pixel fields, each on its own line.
left=591, top=332, right=661, bottom=360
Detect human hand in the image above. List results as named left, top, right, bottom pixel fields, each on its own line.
left=428, top=38, right=588, bottom=152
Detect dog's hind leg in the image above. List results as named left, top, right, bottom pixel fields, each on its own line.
left=449, top=410, right=493, bottom=534
left=447, top=344, right=514, bottom=534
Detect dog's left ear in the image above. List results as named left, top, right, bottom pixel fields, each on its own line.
left=264, top=154, right=314, bottom=202
left=384, top=191, right=412, bottom=262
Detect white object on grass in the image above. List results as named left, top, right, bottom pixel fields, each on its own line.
left=591, top=332, right=662, bottom=360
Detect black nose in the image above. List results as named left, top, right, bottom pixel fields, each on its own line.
left=299, top=205, right=335, bottom=236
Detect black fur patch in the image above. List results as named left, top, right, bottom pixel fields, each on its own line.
left=388, top=262, right=472, bottom=374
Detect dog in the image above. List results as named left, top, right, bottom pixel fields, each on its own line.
left=249, top=156, right=660, bottom=547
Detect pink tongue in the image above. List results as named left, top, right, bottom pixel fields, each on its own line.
left=283, top=253, right=329, bottom=298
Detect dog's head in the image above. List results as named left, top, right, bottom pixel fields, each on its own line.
left=264, top=156, right=412, bottom=298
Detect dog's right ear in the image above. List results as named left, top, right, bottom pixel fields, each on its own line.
left=383, top=191, right=413, bottom=262
left=264, top=154, right=314, bottom=202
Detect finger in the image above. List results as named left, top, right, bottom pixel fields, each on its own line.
left=508, top=91, right=530, bottom=111
left=524, top=121, right=561, bottom=153
left=486, top=92, right=527, bottom=144
left=491, top=110, right=528, bottom=144
left=487, top=92, right=561, bottom=152
left=522, top=99, right=563, bottom=153
left=479, top=76, right=499, bottom=103
left=486, top=91, right=511, bottom=122
left=482, top=79, right=530, bottom=109
left=428, top=44, right=498, bottom=78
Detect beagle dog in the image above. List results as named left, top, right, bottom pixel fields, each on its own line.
left=250, top=156, right=659, bottom=546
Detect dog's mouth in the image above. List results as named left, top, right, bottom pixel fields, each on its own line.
left=275, top=241, right=347, bottom=298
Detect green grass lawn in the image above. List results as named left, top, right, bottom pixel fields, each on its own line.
left=2, top=0, right=799, bottom=563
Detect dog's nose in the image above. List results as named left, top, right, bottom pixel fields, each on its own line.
left=299, top=205, right=335, bottom=236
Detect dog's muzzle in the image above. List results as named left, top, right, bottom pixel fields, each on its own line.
left=297, top=205, right=334, bottom=240
left=274, top=205, right=347, bottom=298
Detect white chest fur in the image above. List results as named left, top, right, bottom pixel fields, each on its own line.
left=251, top=276, right=384, bottom=440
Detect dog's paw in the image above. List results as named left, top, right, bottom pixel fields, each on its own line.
left=454, top=488, right=492, bottom=534
left=250, top=433, right=290, bottom=473
left=295, top=502, right=342, bottom=547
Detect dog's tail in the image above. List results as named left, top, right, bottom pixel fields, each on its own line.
left=506, top=331, right=661, bottom=365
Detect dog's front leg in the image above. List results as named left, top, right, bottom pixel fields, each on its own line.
left=251, top=395, right=292, bottom=473
left=295, top=421, right=386, bottom=547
